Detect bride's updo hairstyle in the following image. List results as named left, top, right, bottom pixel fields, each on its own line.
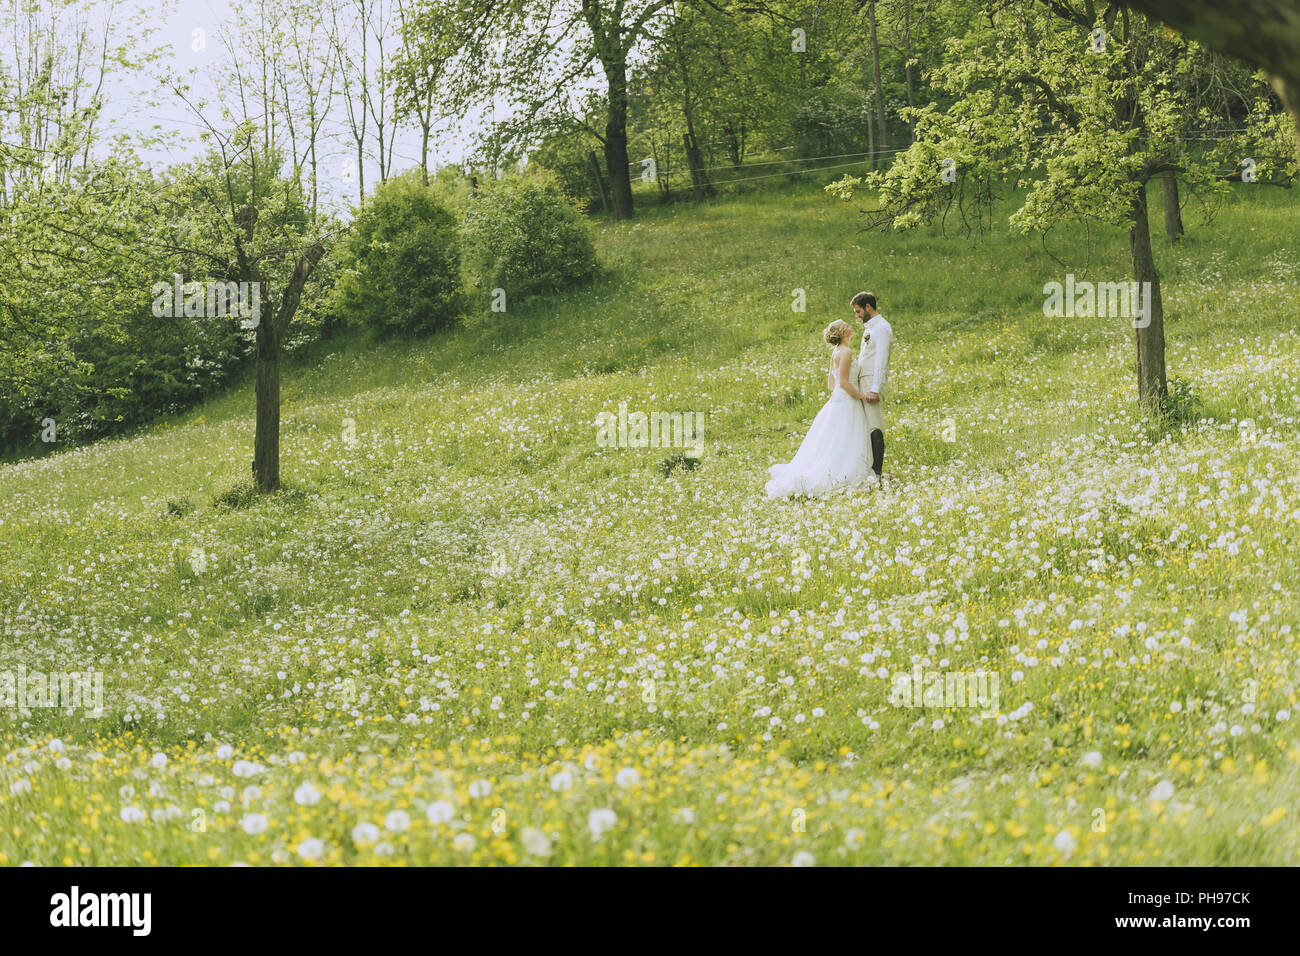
left=824, top=319, right=852, bottom=346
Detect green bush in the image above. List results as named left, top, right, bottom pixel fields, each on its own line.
left=1157, top=376, right=1204, bottom=428
left=460, top=174, right=598, bottom=297
left=334, top=172, right=463, bottom=337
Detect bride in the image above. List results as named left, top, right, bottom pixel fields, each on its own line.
left=765, top=319, right=875, bottom=499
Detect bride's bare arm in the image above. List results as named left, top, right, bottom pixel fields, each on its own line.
left=835, top=348, right=869, bottom=400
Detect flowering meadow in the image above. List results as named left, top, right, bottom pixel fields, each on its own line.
left=2, top=181, right=1299, bottom=865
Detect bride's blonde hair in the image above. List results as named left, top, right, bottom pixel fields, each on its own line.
left=823, top=319, right=852, bottom=346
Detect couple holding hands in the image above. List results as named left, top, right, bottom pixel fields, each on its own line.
left=766, top=291, right=893, bottom=499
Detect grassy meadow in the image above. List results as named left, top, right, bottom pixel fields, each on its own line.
left=2, top=176, right=1299, bottom=865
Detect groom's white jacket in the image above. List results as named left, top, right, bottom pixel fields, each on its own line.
left=856, top=314, right=893, bottom=396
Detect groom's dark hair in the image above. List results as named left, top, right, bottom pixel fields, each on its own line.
left=851, top=291, right=877, bottom=312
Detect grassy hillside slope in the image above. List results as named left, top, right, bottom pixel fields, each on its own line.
left=2, top=179, right=1299, bottom=865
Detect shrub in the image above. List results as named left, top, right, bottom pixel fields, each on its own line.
left=165, top=497, right=195, bottom=517
left=211, top=480, right=259, bottom=511
left=291, top=225, right=346, bottom=344
left=658, top=451, right=702, bottom=477
left=1157, top=376, right=1204, bottom=428
left=334, top=172, right=463, bottom=337
left=0, top=158, right=256, bottom=453
left=427, top=165, right=477, bottom=216
left=460, top=174, right=598, bottom=297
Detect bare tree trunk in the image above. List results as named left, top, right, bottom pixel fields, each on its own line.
left=1161, top=169, right=1183, bottom=242
left=588, top=150, right=610, bottom=211
left=725, top=124, right=743, bottom=167
left=683, top=129, right=714, bottom=199
left=653, top=133, right=671, bottom=200
left=903, top=0, right=917, bottom=140
left=251, top=241, right=326, bottom=492
left=866, top=85, right=876, bottom=167
left=604, top=59, right=635, bottom=220
left=286, top=7, right=334, bottom=222
left=331, top=0, right=370, bottom=204
left=868, top=1, right=889, bottom=153
left=253, top=321, right=281, bottom=491
left=310, top=137, right=320, bottom=217
left=366, top=1, right=397, bottom=186
left=420, top=117, right=431, bottom=185
left=1129, top=182, right=1168, bottom=412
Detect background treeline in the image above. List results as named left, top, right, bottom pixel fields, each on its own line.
left=533, top=0, right=952, bottom=211
left=1, top=0, right=1293, bottom=455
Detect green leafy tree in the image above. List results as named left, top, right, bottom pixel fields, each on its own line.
left=829, top=0, right=1294, bottom=413
left=0, top=155, right=165, bottom=448
left=416, top=0, right=681, bottom=220
left=334, top=170, right=463, bottom=336
left=391, top=0, right=457, bottom=185
left=156, top=116, right=333, bottom=491
left=1111, top=0, right=1300, bottom=160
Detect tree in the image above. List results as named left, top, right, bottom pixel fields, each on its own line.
left=692, top=3, right=768, bottom=167
left=828, top=0, right=1293, bottom=413
left=0, top=0, right=155, bottom=200
left=1149, top=39, right=1283, bottom=243
left=208, top=141, right=327, bottom=492
left=363, top=0, right=401, bottom=186
left=0, top=155, right=160, bottom=446
left=1111, top=0, right=1300, bottom=159
left=896, top=0, right=922, bottom=134
left=865, top=0, right=889, bottom=155
left=392, top=0, right=456, bottom=185
left=632, top=2, right=728, bottom=199
left=279, top=0, right=340, bottom=218
left=329, top=0, right=386, bottom=203
left=0, top=0, right=173, bottom=448
left=423, top=0, right=680, bottom=220
left=162, top=83, right=334, bottom=490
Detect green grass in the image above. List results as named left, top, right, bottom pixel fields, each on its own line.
left=1, top=178, right=1299, bottom=865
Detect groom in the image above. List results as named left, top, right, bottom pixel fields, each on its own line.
left=851, top=291, right=892, bottom=483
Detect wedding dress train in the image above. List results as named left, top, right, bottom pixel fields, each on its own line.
left=765, top=356, right=874, bottom=499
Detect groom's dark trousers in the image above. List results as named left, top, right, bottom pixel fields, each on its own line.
left=870, top=429, right=885, bottom=476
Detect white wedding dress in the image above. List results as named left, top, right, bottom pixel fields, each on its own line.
left=766, top=351, right=874, bottom=499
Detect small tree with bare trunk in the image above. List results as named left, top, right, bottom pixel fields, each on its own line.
left=156, top=118, right=334, bottom=492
